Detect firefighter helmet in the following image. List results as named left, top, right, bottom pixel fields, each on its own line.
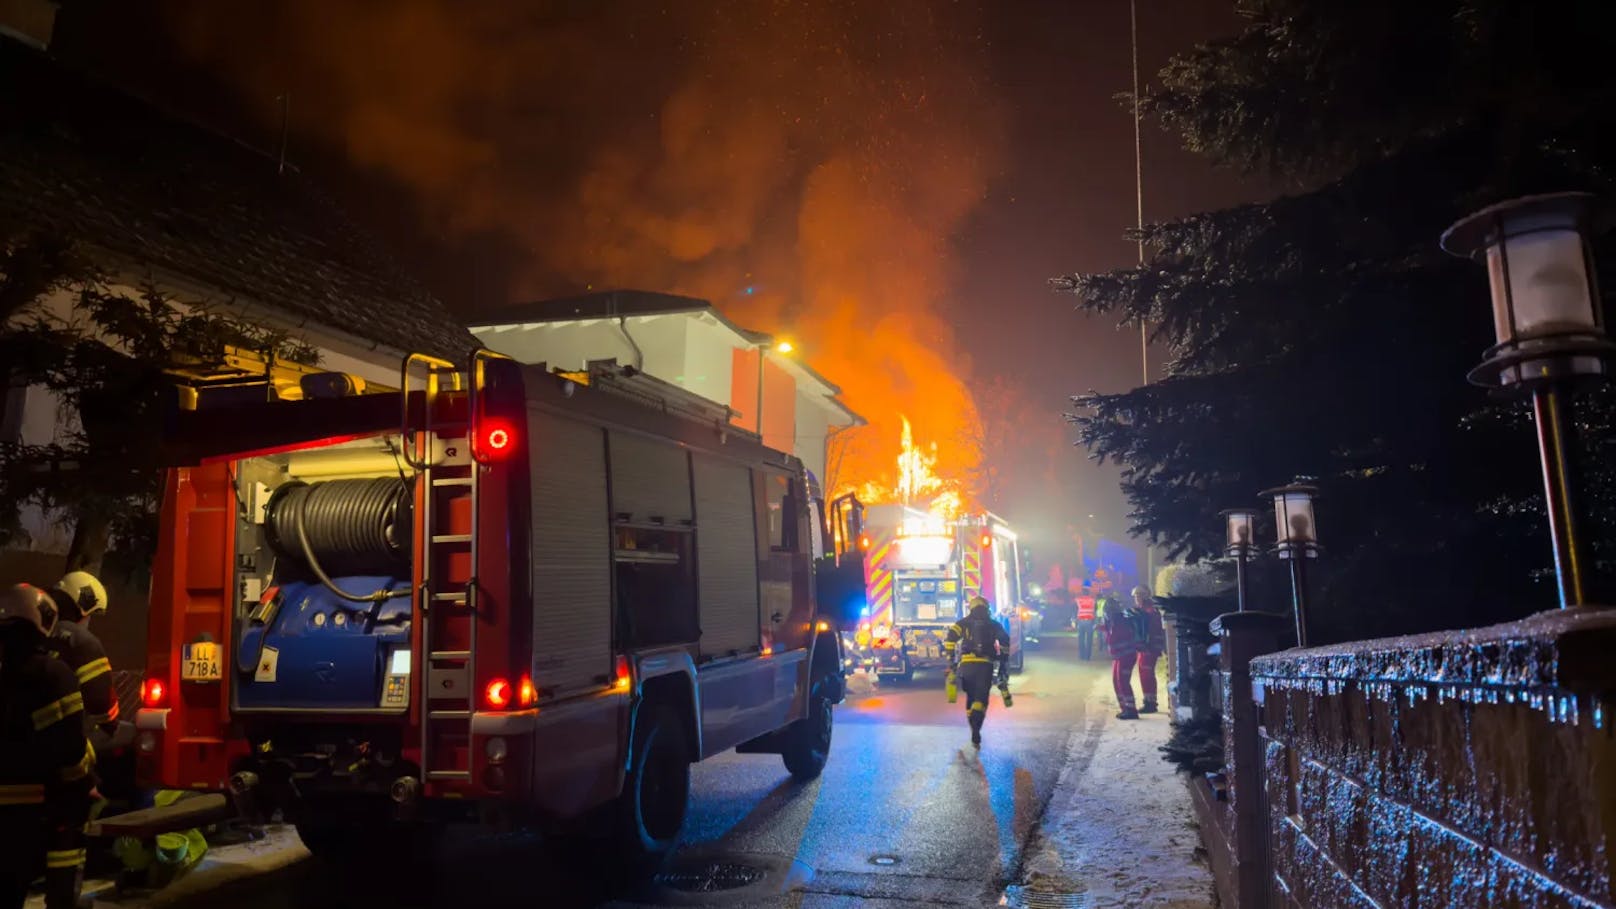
left=1131, top=585, right=1151, bottom=598
left=55, top=570, right=108, bottom=617
left=968, top=595, right=990, bottom=610
left=0, top=583, right=58, bottom=636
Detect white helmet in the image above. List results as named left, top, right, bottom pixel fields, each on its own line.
left=55, top=571, right=108, bottom=617
left=1131, top=585, right=1151, bottom=598
left=0, top=583, right=58, bottom=637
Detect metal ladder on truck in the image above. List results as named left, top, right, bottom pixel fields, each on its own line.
left=400, top=351, right=480, bottom=784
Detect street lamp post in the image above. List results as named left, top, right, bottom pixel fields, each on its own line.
left=1260, top=481, right=1320, bottom=646
left=1221, top=507, right=1260, bottom=612
left=1442, top=192, right=1614, bottom=608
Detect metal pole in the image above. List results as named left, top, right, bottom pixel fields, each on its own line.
left=1288, top=554, right=1309, bottom=647
left=1532, top=386, right=1588, bottom=607
left=1130, top=0, right=1153, bottom=585
left=1234, top=550, right=1248, bottom=613
left=756, top=347, right=765, bottom=437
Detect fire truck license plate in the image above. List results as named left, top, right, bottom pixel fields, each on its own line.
left=181, top=642, right=222, bottom=681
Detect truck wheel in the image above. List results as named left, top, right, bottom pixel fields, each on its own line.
left=617, top=704, right=690, bottom=872
left=782, top=680, right=834, bottom=781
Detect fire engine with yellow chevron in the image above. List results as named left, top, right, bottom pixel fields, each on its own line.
left=850, top=506, right=1027, bottom=682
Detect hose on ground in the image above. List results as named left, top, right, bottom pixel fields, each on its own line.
left=265, top=478, right=412, bottom=602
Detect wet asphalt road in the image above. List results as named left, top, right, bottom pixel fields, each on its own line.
left=168, top=634, right=1110, bottom=908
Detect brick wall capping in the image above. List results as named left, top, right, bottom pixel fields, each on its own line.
left=1250, top=604, right=1616, bottom=697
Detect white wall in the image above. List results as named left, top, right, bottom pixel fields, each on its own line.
left=473, top=316, right=694, bottom=382
left=677, top=315, right=738, bottom=406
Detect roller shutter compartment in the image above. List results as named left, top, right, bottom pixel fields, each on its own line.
left=529, top=409, right=612, bottom=695
left=608, top=431, right=692, bottom=524
left=692, top=454, right=759, bottom=657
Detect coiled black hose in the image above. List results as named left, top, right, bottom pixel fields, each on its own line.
left=265, top=478, right=412, bottom=602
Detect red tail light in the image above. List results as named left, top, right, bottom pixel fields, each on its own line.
left=476, top=420, right=517, bottom=460
left=141, top=678, right=166, bottom=708
left=517, top=675, right=538, bottom=708
left=484, top=678, right=512, bottom=710
left=613, top=655, right=632, bottom=692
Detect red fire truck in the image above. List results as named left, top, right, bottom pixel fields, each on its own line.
left=133, top=352, right=855, bottom=865
left=851, top=508, right=1026, bottom=681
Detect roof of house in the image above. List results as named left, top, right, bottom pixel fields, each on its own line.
left=0, top=40, right=477, bottom=360
left=475, top=289, right=859, bottom=411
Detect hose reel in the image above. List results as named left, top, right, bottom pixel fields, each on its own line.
left=265, top=478, right=413, bottom=602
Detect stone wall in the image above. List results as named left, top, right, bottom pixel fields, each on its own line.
left=1249, top=607, right=1616, bottom=908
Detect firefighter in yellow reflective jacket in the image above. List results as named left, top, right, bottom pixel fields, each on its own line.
left=1, top=583, right=96, bottom=909
left=943, top=596, right=1011, bottom=748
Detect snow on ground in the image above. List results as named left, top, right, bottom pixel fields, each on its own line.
left=1015, top=670, right=1216, bottom=909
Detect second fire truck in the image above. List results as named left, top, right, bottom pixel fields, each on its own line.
left=850, top=507, right=1028, bottom=681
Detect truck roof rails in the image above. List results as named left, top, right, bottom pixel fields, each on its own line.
left=555, top=360, right=750, bottom=437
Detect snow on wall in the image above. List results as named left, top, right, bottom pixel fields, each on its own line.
left=1246, top=606, right=1616, bottom=907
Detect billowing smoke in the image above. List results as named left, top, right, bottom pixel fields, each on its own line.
left=166, top=0, right=1006, bottom=498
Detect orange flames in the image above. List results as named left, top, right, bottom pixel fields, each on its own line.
left=854, top=416, right=969, bottom=521
left=166, top=1, right=1004, bottom=508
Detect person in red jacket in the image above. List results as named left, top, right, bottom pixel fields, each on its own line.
left=1102, top=585, right=1167, bottom=719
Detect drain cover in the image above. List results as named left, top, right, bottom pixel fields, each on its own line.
left=1001, top=884, right=1089, bottom=908
left=869, top=854, right=901, bottom=867
left=655, top=860, right=768, bottom=893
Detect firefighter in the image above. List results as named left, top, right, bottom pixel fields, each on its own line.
left=1130, top=585, right=1167, bottom=714
left=1, top=583, right=97, bottom=909
left=943, top=596, right=1011, bottom=748
left=1102, top=585, right=1167, bottom=719
left=45, top=572, right=119, bottom=742
left=1074, top=585, right=1098, bottom=661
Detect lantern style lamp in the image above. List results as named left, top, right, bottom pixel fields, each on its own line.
left=1442, top=192, right=1613, bottom=607
left=1260, top=480, right=1320, bottom=646
left=1220, top=507, right=1260, bottom=612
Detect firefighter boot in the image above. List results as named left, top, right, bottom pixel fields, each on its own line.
left=968, top=701, right=985, bottom=748
left=1141, top=700, right=1158, bottom=714
left=998, top=680, right=1013, bottom=709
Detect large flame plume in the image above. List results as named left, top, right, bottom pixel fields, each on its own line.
left=163, top=0, right=1004, bottom=502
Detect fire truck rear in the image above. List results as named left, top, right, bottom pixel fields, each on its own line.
left=134, top=351, right=854, bottom=865
left=852, top=508, right=1026, bottom=681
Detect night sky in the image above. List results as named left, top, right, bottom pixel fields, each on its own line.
left=51, top=0, right=1263, bottom=571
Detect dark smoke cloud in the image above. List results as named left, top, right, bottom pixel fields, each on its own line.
left=166, top=0, right=1007, bottom=495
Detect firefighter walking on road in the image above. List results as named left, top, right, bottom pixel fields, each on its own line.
left=1, top=583, right=97, bottom=909
left=943, top=596, right=1011, bottom=748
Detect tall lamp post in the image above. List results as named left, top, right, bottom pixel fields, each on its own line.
left=1442, top=192, right=1614, bottom=608
left=1221, top=508, right=1260, bottom=612
left=1261, top=481, right=1320, bottom=646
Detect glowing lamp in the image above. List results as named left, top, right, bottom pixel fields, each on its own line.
left=815, top=619, right=830, bottom=632
left=483, top=678, right=512, bottom=710
left=979, top=533, right=992, bottom=548
left=858, top=535, right=872, bottom=551
left=1261, top=481, right=1320, bottom=559
left=613, top=655, right=632, bottom=692
left=141, top=678, right=166, bottom=708
left=1442, top=192, right=1613, bottom=389
left=1221, top=507, right=1260, bottom=558
left=516, top=675, right=538, bottom=708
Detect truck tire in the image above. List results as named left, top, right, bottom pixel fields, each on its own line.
left=617, top=704, right=691, bottom=872
left=781, top=679, right=834, bottom=781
